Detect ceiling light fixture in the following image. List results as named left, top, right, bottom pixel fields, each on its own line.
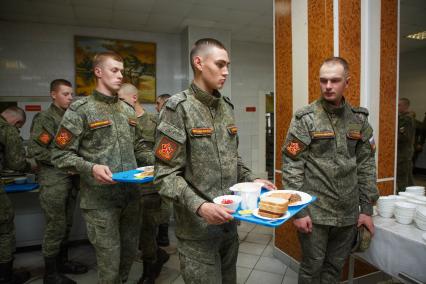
left=406, top=31, right=426, bottom=40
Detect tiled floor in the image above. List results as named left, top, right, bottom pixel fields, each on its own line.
left=15, top=221, right=297, bottom=284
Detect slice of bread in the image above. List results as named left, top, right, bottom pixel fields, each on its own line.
left=258, top=197, right=288, bottom=218
left=269, top=192, right=292, bottom=200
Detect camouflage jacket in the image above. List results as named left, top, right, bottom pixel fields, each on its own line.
left=0, top=115, right=30, bottom=173
left=282, top=98, right=379, bottom=226
left=397, top=112, right=415, bottom=161
left=154, top=83, right=255, bottom=240
left=51, top=90, right=146, bottom=209
left=28, top=104, right=73, bottom=186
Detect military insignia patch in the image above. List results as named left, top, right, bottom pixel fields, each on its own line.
left=55, top=127, right=73, bottom=149
left=285, top=138, right=306, bottom=159
left=191, top=128, right=213, bottom=136
left=155, top=136, right=179, bottom=162
left=311, top=131, right=335, bottom=139
left=128, top=118, right=137, bottom=126
left=227, top=126, right=238, bottom=135
left=89, top=120, right=112, bottom=129
left=38, top=130, right=52, bottom=145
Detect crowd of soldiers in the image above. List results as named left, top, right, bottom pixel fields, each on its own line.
left=1, top=37, right=401, bottom=284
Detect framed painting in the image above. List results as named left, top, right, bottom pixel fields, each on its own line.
left=74, top=36, right=156, bottom=103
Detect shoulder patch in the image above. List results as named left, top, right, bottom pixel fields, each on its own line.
left=155, top=136, right=180, bottom=162
left=223, top=96, right=234, bottom=109
left=38, top=129, right=53, bottom=145
left=284, top=138, right=307, bottom=159
left=295, top=105, right=314, bottom=119
left=351, top=106, right=369, bottom=116
left=69, top=98, right=88, bottom=111
left=55, top=127, right=73, bottom=149
left=166, top=92, right=187, bottom=111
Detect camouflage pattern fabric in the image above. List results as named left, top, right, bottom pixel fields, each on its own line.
left=139, top=193, right=161, bottom=263
left=298, top=224, right=357, bottom=284
left=0, top=188, right=15, bottom=263
left=397, top=112, right=416, bottom=192
left=83, top=200, right=140, bottom=283
left=154, top=83, right=254, bottom=282
left=28, top=103, right=79, bottom=257
left=282, top=98, right=379, bottom=224
left=51, top=90, right=148, bottom=281
left=178, top=234, right=239, bottom=284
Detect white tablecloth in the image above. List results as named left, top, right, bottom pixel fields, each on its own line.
left=356, top=216, right=426, bottom=283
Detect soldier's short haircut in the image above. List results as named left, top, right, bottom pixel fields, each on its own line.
left=157, top=93, right=171, bottom=101
left=1, top=106, right=26, bottom=121
left=190, top=38, right=227, bottom=73
left=92, top=51, right=124, bottom=71
left=50, top=79, right=72, bottom=92
left=118, top=83, right=138, bottom=96
left=322, top=57, right=350, bottom=77
left=399, top=97, right=410, bottom=106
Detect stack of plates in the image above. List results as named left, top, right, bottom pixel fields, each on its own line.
left=394, top=202, right=417, bottom=224
left=377, top=196, right=397, bottom=218
left=414, top=207, right=426, bottom=231
left=405, top=186, right=425, bottom=196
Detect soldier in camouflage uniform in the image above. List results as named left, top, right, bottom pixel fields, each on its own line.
left=282, top=57, right=379, bottom=284
left=51, top=52, right=148, bottom=284
left=154, top=38, right=276, bottom=284
left=397, top=98, right=415, bottom=193
left=117, top=84, right=169, bottom=284
left=0, top=107, right=31, bottom=284
left=28, top=79, right=88, bottom=284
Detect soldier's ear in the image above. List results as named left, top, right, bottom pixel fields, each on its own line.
left=94, top=66, right=102, bottom=78
left=193, top=56, right=203, bottom=72
left=345, top=76, right=351, bottom=88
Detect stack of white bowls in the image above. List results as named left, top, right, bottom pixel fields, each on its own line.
left=415, top=207, right=426, bottom=231
left=377, top=196, right=397, bottom=218
left=405, top=186, right=425, bottom=196
left=394, top=202, right=417, bottom=224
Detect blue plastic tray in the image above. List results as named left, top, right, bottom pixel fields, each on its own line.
left=232, top=192, right=316, bottom=228
left=112, top=169, right=154, bottom=184
left=5, top=183, right=39, bottom=193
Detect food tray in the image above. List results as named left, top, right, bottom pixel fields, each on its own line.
left=232, top=189, right=316, bottom=228
left=112, top=169, right=154, bottom=184
left=5, top=183, right=39, bottom=193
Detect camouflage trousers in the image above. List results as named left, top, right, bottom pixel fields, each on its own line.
left=83, top=200, right=140, bottom=284
left=397, top=159, right=414, bottom=193
left=0, top=188, right=15, bottom=263
left=139, top=193, right=161, bottom=264
left=39, top=177, right=78, bottom=257
left=298, top=223, right=357, bottom=284
left=178, top=233, right=239, bottom=284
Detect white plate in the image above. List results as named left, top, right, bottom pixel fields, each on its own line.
left=136, top=166, right=154, bottom=172
left=252, top=208, right=290, bottom=220
left=422, top=233, right=426, bottom=242
left=261, top=190, right=312, bottom=207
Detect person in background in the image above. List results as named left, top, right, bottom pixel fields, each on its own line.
left=51, top=51, right=148, bottom=283
left=282, top=57, right=379, bottom=283
left=28, top=79, right=88, bottom=284
left=118, top=84, right=169, bottom=284
left=154, top=93, right=172, bottom=247
left=0, top=106, right=31, bottom=284
left=154, top=38, right=276, bottom=283
left=397, top=98, right=416, bottom=192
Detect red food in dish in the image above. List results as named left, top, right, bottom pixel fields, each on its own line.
left=221, top=199, right=233, bottom=204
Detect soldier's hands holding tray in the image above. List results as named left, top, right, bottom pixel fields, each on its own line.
left=254, top=179, right=277, bottom=191
left=197, top=202, right=234, bottom=225
left=92, top=164, right=117, bottom=184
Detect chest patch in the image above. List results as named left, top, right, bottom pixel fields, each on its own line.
left=55, top=127, right=73, bottom=149
left=311, top=131, right=335, bottom=139
left=285, top=138, right=306, bottom=159
left=155, top=136, right=179, bottom=162
left=38, top=130, right=53, bottom=145
left=227, top=126, right=238, bottom=135
left=89, top=120, right=112, bottom=129
left=191, top=128, right=213, bottom=136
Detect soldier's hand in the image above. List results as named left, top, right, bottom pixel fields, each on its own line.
left=358, top=213, right=374, bottom=236
left=197, top=202, right=234, bottom=225
left=293, top=216, right=312, bottom=233
left=254, top=179, right=277, bottom=191
left=92, top=164, right=116, bottom=184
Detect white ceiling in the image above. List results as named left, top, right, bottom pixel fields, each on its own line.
left=0, top=0, right=424, bottom=52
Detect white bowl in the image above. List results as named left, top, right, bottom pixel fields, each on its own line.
left=406, top=186, right=425, bottom=191
left=395, top=214, right=413, bottom=224
left=416, top=207, right=426, bottom=217
left=395, top=201, right=417, bottom=210
left=414, top=196, right=426, bottom=202
left=415, top=219, right=426, bottom=231
left=378, top=210, right=393, bottom=218
left=399, top=192, right=418, bottom=198
left=213, top=195, right=242, bottom=211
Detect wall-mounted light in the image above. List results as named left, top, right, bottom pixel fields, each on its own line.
left=406, top=31, right=426, bottom=40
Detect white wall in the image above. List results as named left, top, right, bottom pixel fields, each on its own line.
left=231, top=40, right=273, bottom=175
left=399, top=47, right=426, bottom=121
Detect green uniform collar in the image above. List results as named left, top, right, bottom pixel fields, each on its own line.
left=92, top=90, right=119, bottom=104
left=190, top=83, right=221, bottom=108
left=321, top=97, right=346, bottom=116
left=50, top=103, right=66, bottom=117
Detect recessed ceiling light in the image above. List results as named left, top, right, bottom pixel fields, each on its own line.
left=406, top=31, right=426, bottom=40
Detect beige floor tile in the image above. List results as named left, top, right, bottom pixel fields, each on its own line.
left=239, top=241, right=267, bottom=255
left=237, top=266, right=252, bottom=284
left=172, top=275, right=185, bottom=284
left=252, top=225, right=274, bottom=235
left=237, top=221, right=256, bottom=233
left=246, top=269, right=284, bottom=284
left=164, top=253, right=180, bottom=271
left=236, top=252, right=260, bottom=269
left=261, top=245, right=274, bottom=257
left=282, top=267, right=298, bottom=284
left=156, top=267, right=180, bottom=284
left=245, top=232, right=272, bottom=245
left=255, top=256, right=287, bottom=275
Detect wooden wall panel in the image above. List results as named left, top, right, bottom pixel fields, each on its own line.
left=275, top=221, right=301, bottom=261
left=274, top=0, right=293, bottom=186
left=339, top=0, right=361, bottom=107
left=377, top=180, right=395, bottom=196
left=378, top=0, right=398, bottom=179
left=308, top=0, right=334, bottom=103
